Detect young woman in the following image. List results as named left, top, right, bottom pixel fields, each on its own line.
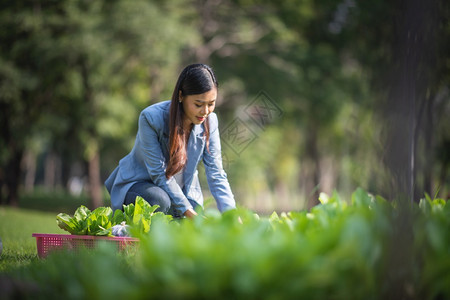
left=105, top=64, right=236, bottom=218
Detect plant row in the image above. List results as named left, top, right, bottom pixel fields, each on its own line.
left=6, top=189, right=450, bottom=300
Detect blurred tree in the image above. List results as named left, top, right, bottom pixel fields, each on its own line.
left=0, top=0, right=68, bottom=205
left=0, top=0, right=198, bottom=208
left=202, top=0, right=371, bottom=208
left=221, top=0, right=449, bottom=206
left=54, top=0, right=198, bottom=208
left=1, top=0, right=447, bottom=211
left=344, top=0, right=449, bottom=201
left=345, top=3, right=449, bottom=298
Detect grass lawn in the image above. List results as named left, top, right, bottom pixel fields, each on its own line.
left=18, top=188, right=109, bottom=214
left=0, top=207, right=65, bottom=273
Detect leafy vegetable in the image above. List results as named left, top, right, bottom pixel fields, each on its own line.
left=56, top=196, right=172, bottom=236
left=130, top=196, right=171, bottom=234
left=56, top=206, right=90, bottom=235
left=56, top=205, right=114, bottom=236
left=14, top=189, right=450, bottom=299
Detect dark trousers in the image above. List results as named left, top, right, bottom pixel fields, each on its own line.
left=124, top=181, right=179, bottom=216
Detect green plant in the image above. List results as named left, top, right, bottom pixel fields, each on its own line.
left=56, top=197, right=173, bottom=236
left=4, top=189, right=449, bottom=300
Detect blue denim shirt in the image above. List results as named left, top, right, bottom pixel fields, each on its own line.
left=105, top=100, right=236, bottom=214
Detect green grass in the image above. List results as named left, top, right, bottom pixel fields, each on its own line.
left=0, top=207, right=64, bottom=272
left=18, top=187, right=110, bottom=214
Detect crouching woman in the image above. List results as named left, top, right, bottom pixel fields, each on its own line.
left=105, top=63, right=236, bottom=218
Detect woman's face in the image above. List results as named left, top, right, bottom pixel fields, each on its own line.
left=180, top=88, right=217, bottom=128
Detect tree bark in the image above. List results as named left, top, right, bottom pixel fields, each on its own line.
left=0, top=175, right=4, bottom=205
left=44, top=151, right=56, bottom=191
left=381, top=1, right=438, bottom=299
left=80, top=57, right=103, bottom=209
left=4, top=149, right=23, bottom=207
left=421, top=93, right=434, bottom=198
left=22, top=150, right=36, bottom=192
left=382, top=0, right=437, bottom=204
left=87, top=149, right=103, bottom=209
left=304, top=125, right=321, bottom=208
left=0, top=101, right=23, bottom=206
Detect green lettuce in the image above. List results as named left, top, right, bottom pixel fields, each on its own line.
left=57, top=205, right=113, bottom=236
left=56, top=196, right=173, bottom=236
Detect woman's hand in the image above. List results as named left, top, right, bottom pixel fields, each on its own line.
left=184, top=208, right=198, bottom=219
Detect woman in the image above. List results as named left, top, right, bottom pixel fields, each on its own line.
left=105, top=63, right=236, bottom=218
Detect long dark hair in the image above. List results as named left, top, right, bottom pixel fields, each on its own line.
left=166, top=63, right=218, bottom=178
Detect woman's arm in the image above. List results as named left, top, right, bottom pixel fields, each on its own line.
left=203, top=114, right=236, bottom=212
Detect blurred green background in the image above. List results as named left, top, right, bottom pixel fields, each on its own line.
left=1, top=0, right=449, bottom=214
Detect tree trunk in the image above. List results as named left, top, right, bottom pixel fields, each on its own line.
left=61, top=155, right=71, bottom=191
left=4, top=149, right=23, bottom=207
left=87, top=149, right=103, bottom=209
left=44, top=151, right=57, bottom=191
left=319, top=156, right=336, bottom=197
left=382, top=0, right=437, bottom=204
left=275, top=181, right=289, bottom=211
left=382, top=54, right=416, bottom=204
left=421, top=93, right=434, bottom=198
left=381, top=1, right=438, bottom=299
left=0, top=177, right=4, bottom=205
left=80, top=58, right=103, bottom=209
left=304, top=125, right=321, bottom=208
left=22, top=150, right=36, bottom=192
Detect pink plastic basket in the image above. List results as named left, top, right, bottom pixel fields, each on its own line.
left=32, top=233, right=139, bottom=258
